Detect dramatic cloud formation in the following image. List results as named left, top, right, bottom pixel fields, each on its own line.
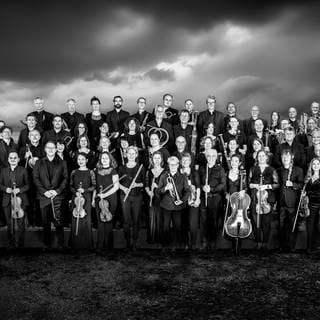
left=0, top=0, right=320, bottom=128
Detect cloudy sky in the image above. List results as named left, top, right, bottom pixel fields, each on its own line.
left=1, top=0, right=320, bottom=128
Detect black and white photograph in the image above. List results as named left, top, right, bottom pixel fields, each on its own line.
left=0, top=1, right=320, bottom=319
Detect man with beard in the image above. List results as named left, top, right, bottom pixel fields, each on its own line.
left=106, top=95, right=130, bottom=139
left=31, top=97, right=54, bottom=132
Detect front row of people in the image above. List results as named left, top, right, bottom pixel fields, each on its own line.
left=1, top=140, right=319, bottom=254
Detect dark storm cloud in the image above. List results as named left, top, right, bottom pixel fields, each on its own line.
left=144, top=68, right=175, bottom=82
left=0, top=0, right=319, bottom=83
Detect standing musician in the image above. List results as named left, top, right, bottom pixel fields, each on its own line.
left=288, top=107, right=300, bottom=133
left=245, top=138, right=264, bottom=173
left=309, top=101, right=320, bottom=127
left=305, top=158, right=320, bottom=253
left=121, top=117, right=143, bottom=149
left=69, top=152, right=95, bottom=250
left=246, top=119, right=271, bottom=156
left=18, top=113, right=40, bottom=150
left=33, top=141, right=68, bottom=250
left=132, top=97, right=153, bottom=131
left=223, top=116, right=247, bottom=155
left=172, top=136, right=192, bottom=163
left=173, top=110, right=193, bottom=151
left=197, top=95, right=225, bottom=137
left=180, top=153, right=201, bottom=251
left=249, top=149, right=279, bottom=250
left=273, top=126, right=306, bottom=170
left=243, top=105, right=268, bottom=137
left=61, top=98, right=85, bottom=135
left=221, top=138, right=246, bottom=173
left=118, top=146, right=146, bottom=251
left=277, top=150, right=304, bottom=252
left=93, top=152, right=119, bottom=251
left=184, top=99, right=195, bottom=114
left=73, top=134, right=97, bottom=170
left=85, top=96, right=107, bottom=148
left=41, top=114, right=71, bottom=151
left=306, top=129, right=320, bottom=165
left=161, top=93, right=180, bottom=126
left=0, top=151, right=30, bottom=249
left=195, top=135, right=216, bottom=169
left=268, top=111, right=282, bottom=154
left=0, top=126, right=19, bottom=169
left=199, top=149, right=226, bottom=251
left=157, top=156, right=190, bottom=251
left=31, top=96, right=54, bottom=131
left=106, top=95, right=130, bottom=140
left=146, top=104, right=174, bottom=151
left=145, top=151, right=165, bottom=244
left=298, top=117, right=317, bottom=148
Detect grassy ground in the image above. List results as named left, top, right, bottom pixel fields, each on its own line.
left=0, top=250, right=320, bottom=320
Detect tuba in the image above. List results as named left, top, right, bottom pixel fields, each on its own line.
left=166, top=174, right=183, bottom=206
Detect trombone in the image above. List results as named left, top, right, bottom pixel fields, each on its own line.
left=166, top=175, right=183, bottom=206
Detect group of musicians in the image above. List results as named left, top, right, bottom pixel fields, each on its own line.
left=1, top=94, right=320, bottom=253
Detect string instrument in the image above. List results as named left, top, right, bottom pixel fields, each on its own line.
left=166, top=174, right=183, bottom=206
left=72, top=182, right=86, bottom=236
left=11, top=182, right=24, bottom=219
left=205, top=164, right=209, bottom=207
left=190, top=111, right=198, bottom=155
left=224, top=169, right=252, bottom=241
left=256, top=173, right=271, bottom=228
left=123, top=164, right=144, bottom=202
left=218, top=134, right=231, bottom=170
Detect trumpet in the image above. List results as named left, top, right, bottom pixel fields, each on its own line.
left=166, top=175, right=183, bottom=206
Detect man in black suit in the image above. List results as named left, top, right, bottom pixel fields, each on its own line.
left=33, top=141, right=68, bottom=249
left=197, top=95, right=225, bottom=137
left=132, top=97, right=152, bottom=133
left=31, top=96, right=54, bottom=132
left=0, top=151, right=30, bottom=249
left=106, top=95, right=130, bottom=139
left=61, top=98, right=85, bottom=135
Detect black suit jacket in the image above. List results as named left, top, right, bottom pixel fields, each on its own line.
left=243, top=117, right=268, bottom=136
left=0, top=166, right=30, bottom=207
left=106, top=109, right=130, bottom=134
left=61, top=111, right=85, bottom=134
left=197, top=109, right=225, bottom=136
left=31, top=110, right=54, bottom=131
left=33, top=156, right=68, bottom=208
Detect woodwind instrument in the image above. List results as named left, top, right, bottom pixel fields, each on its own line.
left=123, top=164, right=143, bottom=202
left=205, top=164, right=209, bottom=207
left=166, top=175, right=183, bottom=206
left=25, top=144, right=35, bottom=168
left=190, top=111, right=198, bottom=155
left=218, top=134, right=231, bottom=170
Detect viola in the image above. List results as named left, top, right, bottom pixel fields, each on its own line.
left=225, top=169, right=252, bottom=239
left=11, top=182, right=24, bottom=219
left=256, top=173, right=271, bottom=215
left=72, top=182, right=86, bottom=236
left=99, top=186, right=112, bottom=222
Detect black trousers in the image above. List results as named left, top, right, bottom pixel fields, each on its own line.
left=200, top=194, right=222, bottom=245
left=182, top=206, right=199, bottom=247
left=162, top=209, right=182, bottom=247
left=279, top=206, right=297, bottom=250
left=41, top=199, right=64, bottom=247
left=121, top=194, right=143, bottom=246
left=306, top=202, right=320, bottom=250
left=4, top=205, right=25, bottom=247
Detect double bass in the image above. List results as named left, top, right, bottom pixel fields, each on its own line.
left=224, top=169, right=252, bottom=241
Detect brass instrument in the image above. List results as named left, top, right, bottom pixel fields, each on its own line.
left=166, top=175, right=183, bottom=206
left=299, top=113, right=309, bottom=134
left=63, top=135, right=74, bottom=150
left=275, top=129, right=285, bottom=144
left=218, top=134, right=231, bottom=170
left=147, top=125, right=169, bottom=149
left=164, top=110, right=175, bottom=119
left=123, top=164, right=143, bottom=202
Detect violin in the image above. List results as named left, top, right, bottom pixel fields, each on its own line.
left=256, top=173, right=271, bottom=215
left=11, top=182, right=24, bottom=219
left=72, top=182, right=86, bottom=236
left=225, top=169, right=252, bottom=239
left=99, top=186, right=112, bottom=222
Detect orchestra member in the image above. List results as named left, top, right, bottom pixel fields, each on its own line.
left=157, top=156, right=190, bottom=251
left=195, top=135, right=215, bottom=169
left=31, top=96, right=54, bottom=131
left=0, top=151, right=30, bottom=249
left=106, top=95, right=130, bottom=139
left=243, top=105, right=268, bottom=136
left=0, top=126, right=18, bottom=168
left=172, top=136, right=190, bottom=162
left=197, top=95, right=225, bottom=137
left=73, top=134, right=96, bottom=170
left=298, top=117, right=317, bottom=148
left=132, top=97, right=152, bottom=131
left=221, top=138, right=245, bottom=172
left=306, top=129, right=320, bottom=165
left=277, top=150, right=304, bottom=252
left=118, top=146, right=146, bottom=251
left=162, top=93, right=179, bottom=125
left=184, top=99, right=195, bottom=114
left=121, top=117, right=143, bottom=148
left=288, top=107, right=300, bottom=133
left=145, top=151, right=165, bottom=244
left=199, top=149, right=226, bottom=251
left=69, top=152, right=95, bottom=250
left=223, top=117, right=247, bottom=155
left=18, top=113, right=40, bottom=150
left=245, top=138, right=264, bottom=172
left=223, top=102, right=240, bottom=132
left=173, top=109, right=193, bottom=151
left=61, top=98, right=85, bottom=134
left=93, top=152, right=119, bottom=251
left=249, top=149, right=279, bottom=250
left=33, top=141, right=68, bottom=250
left=180, top=153, right=200, bottom=251
left=309, top=101, right=320, bottom=127
left=246, top=119, right=271, bottom=156
left=85, top=96, right=107, bottom=148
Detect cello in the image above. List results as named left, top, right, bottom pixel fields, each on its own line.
left=224, top=169, right=252, bottom=253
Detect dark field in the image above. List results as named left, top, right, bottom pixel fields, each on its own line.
left=0, top=250, right=320, bottom=320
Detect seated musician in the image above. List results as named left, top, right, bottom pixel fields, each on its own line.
left=33, top=141, right=68, bottom=250
left=157, top=156, right=190, bottom=251
left=199, top=149, right=226, bottom=251
left=118, top=146, right=146, bottom=251
left=277, top=150, right=304, bottom=252
left=0, top=151, right=30, bottom=249
left=180, top=153, right=200, bottom=251
left=93, top=152, right=119, bottom=251
left=249, top=149, right=279, bottom=250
